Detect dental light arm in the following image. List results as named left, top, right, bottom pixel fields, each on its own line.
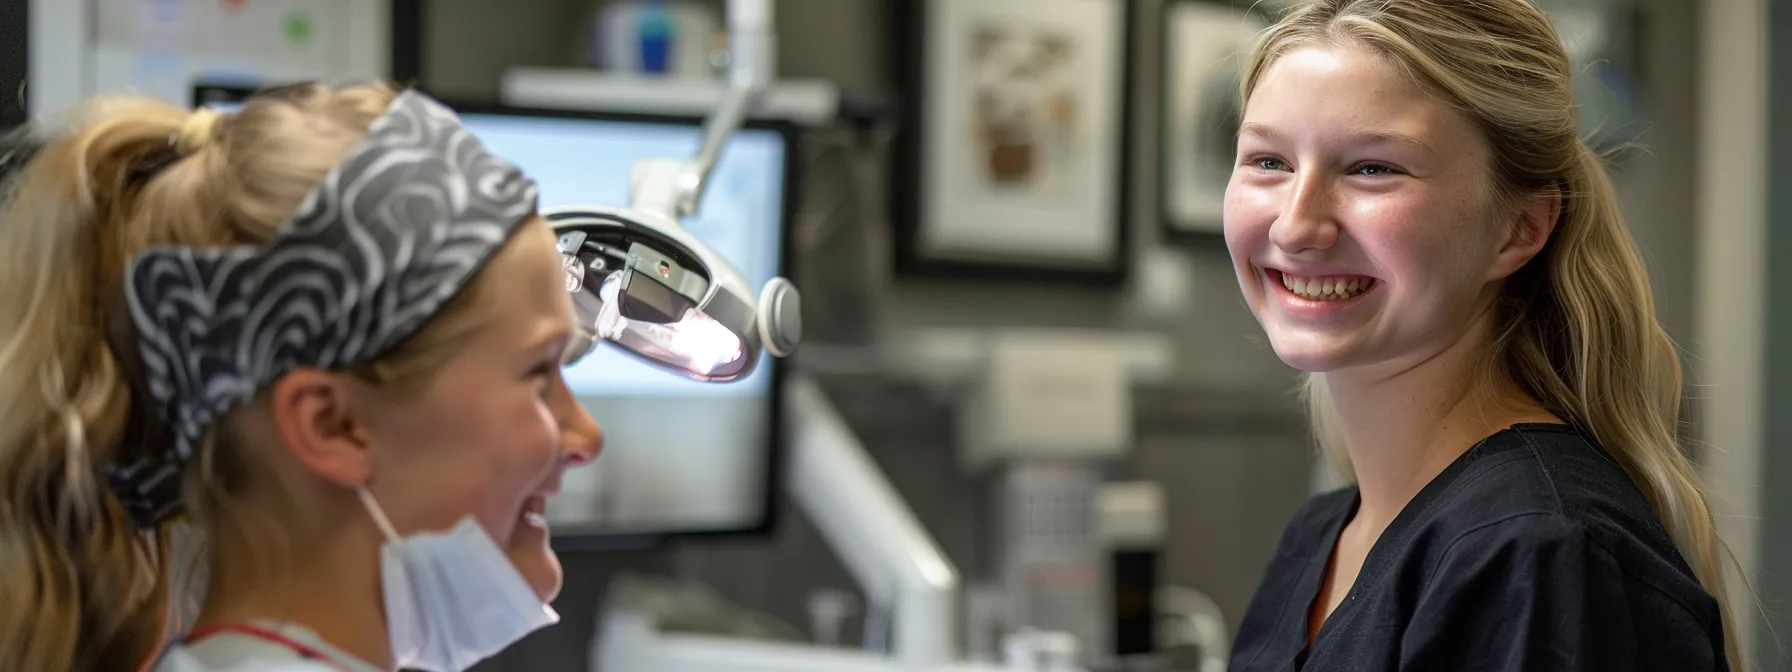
left=555, top=0, right=800, bottom=382
left=636, top=0, right=776, bottom=221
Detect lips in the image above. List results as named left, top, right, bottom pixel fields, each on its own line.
left=518, top=476, right=559, bottom=529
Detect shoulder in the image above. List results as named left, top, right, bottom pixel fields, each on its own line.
left=1408, top=425, right=1720, bottom=627
left=1401, top=513, right=1726, bottom=671
left=1427, top=506, right=1598, bottom=573
left=1427, top=424, right=1684, bottom=561
left=1411, top=510, right=1725, bottom=665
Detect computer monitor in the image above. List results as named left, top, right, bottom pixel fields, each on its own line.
left=193, top=83, right=794, bottom=547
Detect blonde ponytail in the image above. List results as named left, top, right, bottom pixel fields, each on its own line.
left=0, top=103, right=194, bottom=672
left=1500, top=140, right=1740, bottom=670
left=0, top=81, right=409, bottom=672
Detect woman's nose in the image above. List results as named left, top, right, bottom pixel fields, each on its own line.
left=553, top=389, right=604, bottom=465
left=1268, top=171, right=1340, bottom=254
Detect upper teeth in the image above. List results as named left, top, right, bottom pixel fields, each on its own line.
left=1282, top=273, right=1372, bottom=300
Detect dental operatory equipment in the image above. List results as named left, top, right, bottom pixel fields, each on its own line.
left=507, top=0, right=1220, bottom=667
left=546, top=0, right=801, bottom=382
left=503, top=0, right=1089, bottom=668
left=549, top=204, right=801, bottom=381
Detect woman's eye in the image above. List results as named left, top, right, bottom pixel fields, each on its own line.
left=1250, top=157, right=1287, bottom=171
left=531, top=364, right=557, bottom=395
left=1354, top=163, right=1399, bottom=177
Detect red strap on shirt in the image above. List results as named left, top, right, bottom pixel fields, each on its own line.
left=183, top=623, right=351, bottom=671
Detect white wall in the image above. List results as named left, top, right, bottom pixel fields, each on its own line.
left=1695, top=0, right=1769, bottom=666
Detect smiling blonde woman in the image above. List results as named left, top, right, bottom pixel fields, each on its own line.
left=1220, top=2, right=1737, bottom=671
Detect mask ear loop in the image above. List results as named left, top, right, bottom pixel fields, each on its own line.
left=355, top=487, right=403, bottom=543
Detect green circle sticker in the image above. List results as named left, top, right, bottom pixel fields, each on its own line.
left=285, top=13, right=312, bottom=46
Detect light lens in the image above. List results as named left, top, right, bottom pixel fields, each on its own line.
left=559, top=254, right=746, bottom=379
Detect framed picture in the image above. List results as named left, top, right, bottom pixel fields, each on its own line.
left=891, top=0, right=1137, bottom=284
left=1158, top=0, right=1266, bottom=243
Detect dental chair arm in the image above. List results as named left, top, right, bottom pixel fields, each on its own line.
left=785, top=375, right=960, bottom=665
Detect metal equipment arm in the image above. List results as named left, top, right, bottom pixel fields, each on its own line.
left=595, top=375, right=1006, bottom=671
left=631, top=0, right=777, bottom=221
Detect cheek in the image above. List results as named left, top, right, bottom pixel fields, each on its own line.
left=472, top=391, right=562, bottom=510
left=1357, top=198, right=1497, bottom=311
left=380, top=383, right=562, bottom=534
left=1222, top=179, right=1277, bottom=263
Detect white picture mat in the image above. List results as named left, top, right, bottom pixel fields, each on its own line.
left=919, top=0, right=1126, bottom=265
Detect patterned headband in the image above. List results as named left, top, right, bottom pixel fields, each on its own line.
left=107, top=89, right=540, bottom=530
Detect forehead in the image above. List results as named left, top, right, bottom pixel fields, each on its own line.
left=1244, top=44, right=1483, bottom=152
left=473, top=219, right=575, bottom=343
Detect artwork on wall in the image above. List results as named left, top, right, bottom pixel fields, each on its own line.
left=1157, top=0, right=1267, bottom=243
left=892, top=0, right=1136, bottom=284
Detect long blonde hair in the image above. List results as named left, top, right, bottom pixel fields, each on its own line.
left=0, top=82, right=497, bottom=672
left=1244, top=1, right=1741, bottom=668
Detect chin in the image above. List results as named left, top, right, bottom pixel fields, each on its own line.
left=1272, top=348, right=1342, bottom=373
left=504, top=496, right=564, bottom=601
left=508, top=541, right=565, bottom=602
left=1264, top=329, right=1359, bottom=373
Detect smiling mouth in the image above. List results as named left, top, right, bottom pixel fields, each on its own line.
left=521, top=495, right=548, bottom=528
left=1271, top=269, right=1378, bottom=302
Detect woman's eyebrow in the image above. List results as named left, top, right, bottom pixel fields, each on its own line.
left=1237, top=122, right=1434, bottom=154
left=521, top=320, right=573, bottom=358
left=1238, top=121, right=1285, bottom=143
left=1345, top=128, right=1435, bottom=154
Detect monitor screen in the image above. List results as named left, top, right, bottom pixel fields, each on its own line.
left=197, top=85, right=791, bottom=543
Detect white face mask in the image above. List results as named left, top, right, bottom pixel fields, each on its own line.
left=356, top=487, right=560, bottom=672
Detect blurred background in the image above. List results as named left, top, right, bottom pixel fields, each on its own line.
left=2, top=0, right=1784, bottom=670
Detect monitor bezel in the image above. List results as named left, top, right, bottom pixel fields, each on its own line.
left=191, top=81, right=797, bottom=551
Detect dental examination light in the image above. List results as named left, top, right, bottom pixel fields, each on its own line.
left=551, top=0, right=801, bottom=381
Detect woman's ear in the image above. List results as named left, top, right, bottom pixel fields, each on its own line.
left=265, top=368, right=376, bottom=487
left=1487, top=188, right=1561, bottom=281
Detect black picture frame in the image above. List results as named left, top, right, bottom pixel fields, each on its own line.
left=890, top=0, right=1138, bottom=285
left=390, top=0, right=426, bottom=88
left=1156, top=0, right=1269, bottom=246
left=0, top=0, right=25, bottom=132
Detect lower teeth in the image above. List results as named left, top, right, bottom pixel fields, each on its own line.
left=523, top=512, right=546, bottom=525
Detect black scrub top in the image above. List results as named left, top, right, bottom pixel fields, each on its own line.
left=1229, top=423, right=1728, bottom=672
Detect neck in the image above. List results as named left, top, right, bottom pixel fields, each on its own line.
left=196, top=523, right=392, bottom=671
left=1326, top=313, right=1553, bottom=532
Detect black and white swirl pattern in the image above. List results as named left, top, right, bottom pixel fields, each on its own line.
left=110, top=90, right=540, bottom=529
